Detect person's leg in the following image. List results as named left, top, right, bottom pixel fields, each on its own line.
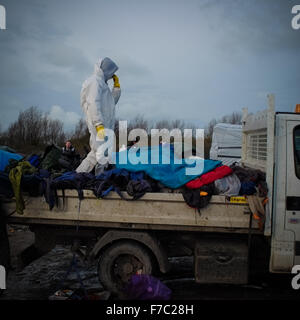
left=75, top=150, right=97, bottom=173
left=95, top=130, right=115, bottom=166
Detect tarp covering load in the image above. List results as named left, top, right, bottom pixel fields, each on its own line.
left=209, top=123, right=242, bottom=166
left=0, top=146, right=18, bottom=154
left=0, top=150, right=23, bottom=172
left=114, top=144, right=221, bottom=189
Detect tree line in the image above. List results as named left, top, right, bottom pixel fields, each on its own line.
left=0, top=106, right=242, bottom=157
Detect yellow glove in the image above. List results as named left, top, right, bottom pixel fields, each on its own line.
left=96, top=124, right=105, bottom=141
left=112, top=74, right=120, bottom=88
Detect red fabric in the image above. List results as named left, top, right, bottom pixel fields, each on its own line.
left=185, top=165, right=233, bottom=189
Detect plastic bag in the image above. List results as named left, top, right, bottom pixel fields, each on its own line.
left=214, top=173, right=241, bottom=196
left=123, top=275, right=172, bottom=300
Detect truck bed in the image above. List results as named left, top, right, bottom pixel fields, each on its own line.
left=4, top=190, right=261, bottom=234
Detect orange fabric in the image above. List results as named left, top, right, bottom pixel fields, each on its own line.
left=200, top=191, right=208, bottom=196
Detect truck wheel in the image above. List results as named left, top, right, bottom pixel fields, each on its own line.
left=97, top=241, right=153, bottom=297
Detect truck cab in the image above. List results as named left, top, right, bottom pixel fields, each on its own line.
left=271, top=112, right=300, bottom=272
left=241, top=96, right=300, bottom=273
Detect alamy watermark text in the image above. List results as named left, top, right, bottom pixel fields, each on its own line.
left=0, top=4, right=6, bottom=30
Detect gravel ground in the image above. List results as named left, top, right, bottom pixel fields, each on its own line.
left=1, top=225, right=300, bottom=301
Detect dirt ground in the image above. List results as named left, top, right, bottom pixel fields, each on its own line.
left=1, top=225, right=300, bottom=301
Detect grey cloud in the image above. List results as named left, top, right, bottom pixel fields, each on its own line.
left=41, top=45, right=90, bottom=71
left=0, top=93, right=25, bottom=129
left=195, top=0, right=300, bottom=54
left=117, top=56, right=150, bottom=77
left=0, top=0, right=89, bottom=117
left=0, top=54, right=31, bottom=87
left=0, top=0, right=299, bottom=133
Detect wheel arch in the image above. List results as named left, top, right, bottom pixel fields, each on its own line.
left=90, top=230, right=170, bottom=273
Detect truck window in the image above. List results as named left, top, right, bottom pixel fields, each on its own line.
left=295, top=125, right=300, bottom=179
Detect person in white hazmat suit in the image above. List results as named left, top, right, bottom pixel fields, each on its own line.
left=76, top=57, right=121, bottom=173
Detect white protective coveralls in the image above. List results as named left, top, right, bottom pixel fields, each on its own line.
left=76, top=57, right=121, bottom=173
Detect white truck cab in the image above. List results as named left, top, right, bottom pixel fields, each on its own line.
left=271, top=112, right=300, bottom=272
left=242, top=95, right=300, bottom=273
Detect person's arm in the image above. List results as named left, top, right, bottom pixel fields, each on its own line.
left=112, top=75, right=121, bottom=105
left=86, top=80, right=104, bottom=128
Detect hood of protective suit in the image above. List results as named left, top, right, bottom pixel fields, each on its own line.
left=94, top=57, right=118, bottom=82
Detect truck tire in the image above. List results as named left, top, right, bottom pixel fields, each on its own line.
left=97, top=240, right=153, bottom=297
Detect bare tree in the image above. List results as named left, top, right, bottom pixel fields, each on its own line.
left=4, top=106, right=65, bottom=151
left=47, top=119, right=65, bottom=145
left=205, top=118, right=218, bottom=138
left=154, top=120, right=171, bottom=130
left=205, top=111, right=242, bottom=138
left=171, top=119, right=186, bottom=131
left=128, top=115, right=149, bottom=132
left=72, top=118, right=88, bottom=140
left=67, top=118, right=90, bottom=156
left=220, top=112, right=242, bottom=125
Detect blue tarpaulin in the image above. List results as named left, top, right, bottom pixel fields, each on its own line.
left=114, top=144, right=221, bottom=189
left=0, top=150, right=23, bottom=172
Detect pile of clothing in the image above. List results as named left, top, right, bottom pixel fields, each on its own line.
left=0, top=145, right=80, bottom=214
left=179, top=161, right=268, bottom=230
left=182, top=162, right=267, bottom=213
left=0, top=144, right=268, bottom=223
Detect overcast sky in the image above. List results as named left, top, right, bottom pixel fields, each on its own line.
left=0, top=0, right=299, bottom=132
